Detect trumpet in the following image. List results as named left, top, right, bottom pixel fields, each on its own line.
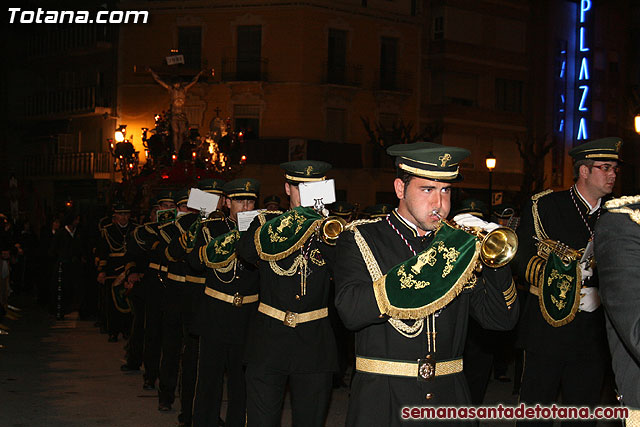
left=535, top=238, right=582, bottom=264
left=434, top=210, right=518, bottom=268
left=317, top=216, right=347, bottom=246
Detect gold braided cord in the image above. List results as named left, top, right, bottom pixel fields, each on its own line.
left=159, top=228, right=172, bottom=244
left=531, top=190, right=553, bottom=241
left=345, top=217, right=382, bottom=231
left=608, top=207, right=640, bottom=225
left=604, top=195, right=640, bottom=209
left=202, top=226, right=214, bottom=244
left=133, top=227, right=147, bottom=248
left=388, top=318, right=424, bottom=338
left=101, top=226, right=126, bottom=253
left=164, top=247, right=178, bottom=263
left=352, top=228, right=383, bottom=281
left=269, top=254, right=306, bottom=277
left=214, top=259, right=237, bottom=284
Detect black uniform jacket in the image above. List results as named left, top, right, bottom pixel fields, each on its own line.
left=188, top=217, right=260, bottom=345
left=334, top=211, right=518, bottom=425
left=237, top=211, right=338, bottom=373
left=595, top=199, right=640, bottom=409
left=97, top=222, right=136, bottom=277
left=513, top=188, right=608, bottom=360
left=125, top=222, right=163, bottom=299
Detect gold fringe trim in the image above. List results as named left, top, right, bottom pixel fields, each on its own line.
left=538, top=261, right=582, bottom=327
left=604, top=195, right=640, bottom=209
left=254, top=218, right=323, bottom=262
left=372, top=240, right=481, bottom=320
left=532, top=190, right=552, bottom=241
left=159, top=228, right=172, bottom=244
left=200, top=245, right=238, bottom=269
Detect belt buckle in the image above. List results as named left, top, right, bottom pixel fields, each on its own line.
left=417, top=355, right=435, bottom=381
left=283, top=311, right=297, bottom=328
left=232, top=293, right=243, bottom=307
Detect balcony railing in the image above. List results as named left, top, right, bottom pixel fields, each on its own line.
left=21, top=152, right=113, bottom=178
left=22, top=85, right=113, bottom=118
left=322, top=62, right=363, bottom=87
left=375, top=70, right=414, bottom=92
left=221, top=58, right=269, bottom=82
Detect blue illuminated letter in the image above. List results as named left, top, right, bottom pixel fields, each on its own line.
left=580, top=28, right=589, bottom=52
left=580, top=0, right=591, bottom=23
left=579, top=57, right=590, bottom=80
left=578, top=85, right=589, bottom=111
left=577, top=117, right=588, bottom=140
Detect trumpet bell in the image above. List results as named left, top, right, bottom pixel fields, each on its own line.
left=480, top=227, right=518, bottom=268
left=319, top=216, right=347, bottom=245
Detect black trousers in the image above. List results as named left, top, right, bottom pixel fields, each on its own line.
left=517, top=350, right=606, bottom=427
left=193, top=338, right=246, bottom=427
left=158, top=304, right=199, bottom=426
left=245, top=364, right=332, bottom=427
left=125, top=293, right=145, bottom=367
left=143, top=294, right=163, bottom=384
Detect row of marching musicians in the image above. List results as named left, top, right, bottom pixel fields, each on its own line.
left=95, top=136, right=638, bottom=427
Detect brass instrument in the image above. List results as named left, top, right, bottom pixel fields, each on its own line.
left=317, top=216, right=347, bottom=246
left=435, top=211, right=518, bottom=268
left=535, top=238, right=583, bottom=264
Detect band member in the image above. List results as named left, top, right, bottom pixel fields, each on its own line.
left=513, top=137, right=623, bottom=426
left=334, top=142, right=519, bottom=426
left=191, top=178, right=261, bottom=427
left=96, top=202, right=136, bottom=343
left=237, top=161, right=338, bottom=427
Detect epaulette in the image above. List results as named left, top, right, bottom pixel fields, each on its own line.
left=604, top=195, right=640, bottom=210
left=605, top=195, right=640, bottom=225
left=531, top=189, right=553, bottom=201
left=345, top=217, right=383, bottom=231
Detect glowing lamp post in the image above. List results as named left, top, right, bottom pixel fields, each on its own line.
left=635, top=113, right=640, bottom=135
left=485, top=152, right=496, bottom=207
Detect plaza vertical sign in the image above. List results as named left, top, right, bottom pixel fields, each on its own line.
left=575, top=0, right=593, bottom=141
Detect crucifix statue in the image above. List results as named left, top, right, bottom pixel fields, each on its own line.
left=149, top=68, right=204, bottom=153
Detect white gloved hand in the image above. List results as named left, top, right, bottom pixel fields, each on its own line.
left=579, top=287, right=600, bottom=312
left=452, top=213, right=500, bottom=233
left=579, top=260, right=593, bottom=282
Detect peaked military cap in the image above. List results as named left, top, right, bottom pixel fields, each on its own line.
left=329, top=201, right=355, bottom=217
left=453, top=199, right=488, bottom=218
left=492, top=203, right=516, bottom=220
left=363, top=204, right=394, bottom=218
left=263, top=194, right=281, bottom=206
left=223, top=178, right=260, bottom=199
left=280, top=160, right=331, bottom=183
left=175, top=189, right=189, bottom=205
left=568, top=137, right=623, bottom=162
left=197, top=178, right=226, bottom=195
left=387, top=141, right=470, bottom=183
left=149, top=197, right=159, bottom=208
left=112, top=201, right=131, bottom=213
left=156, top=189, right=176, bottom=204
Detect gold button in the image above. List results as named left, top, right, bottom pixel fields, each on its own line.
left=295, top=295, right=301, bottom=300
left=425, top=393, right=433, bottom=400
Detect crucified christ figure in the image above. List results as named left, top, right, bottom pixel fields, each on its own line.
left=150, top=68, right=204, bottom=153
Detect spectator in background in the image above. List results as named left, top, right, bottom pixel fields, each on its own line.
left=50, top=213, right=84, bottom=319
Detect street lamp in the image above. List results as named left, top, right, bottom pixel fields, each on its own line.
left=486, top=151, right=496, bottom=207
left=115, top=125, right=127, bottom=143
left=634, top=113, right=640, bottom=135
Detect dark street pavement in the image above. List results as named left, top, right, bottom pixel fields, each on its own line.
left=0, top=294, right=619, bottom=426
